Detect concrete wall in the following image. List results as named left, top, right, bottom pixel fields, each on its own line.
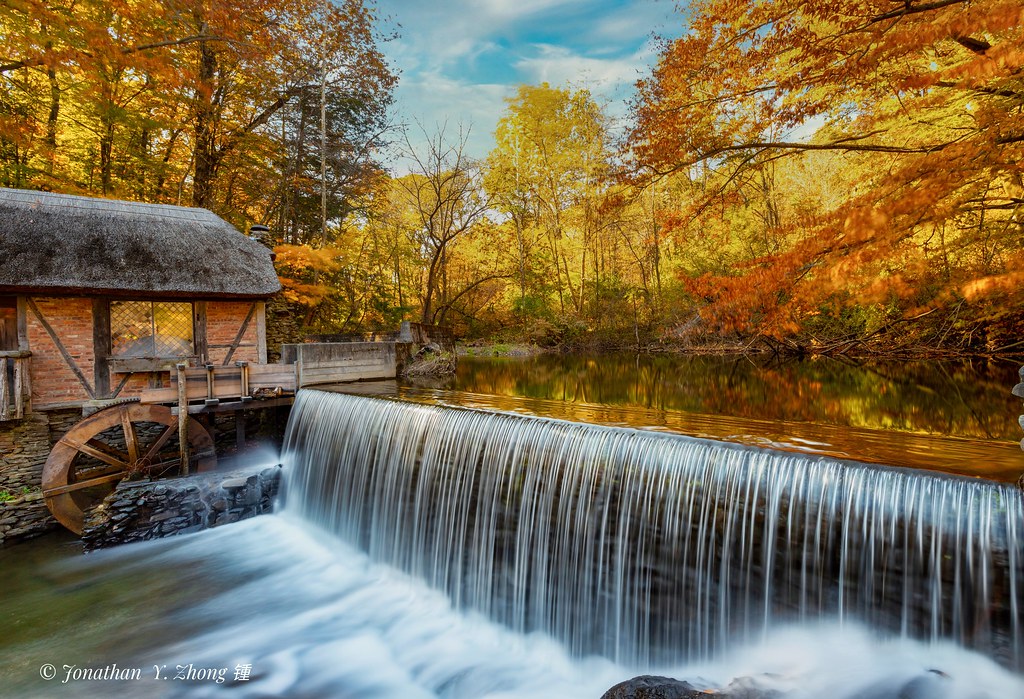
left=280, top=342, right=399, bottom=386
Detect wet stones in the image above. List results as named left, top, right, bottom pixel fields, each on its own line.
left=82, top=465, right=282, bottom=550
left=601, top=676, right=707, bottom=699
left=601, top=675, right=786, bottom=699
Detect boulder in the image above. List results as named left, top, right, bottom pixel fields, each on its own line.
left=601, top=676, right=708, bottom=699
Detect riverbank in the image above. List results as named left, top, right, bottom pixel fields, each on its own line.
left=458, top=336, right=1024, bottom=362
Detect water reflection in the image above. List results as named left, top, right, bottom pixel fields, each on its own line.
left=449, top=354, right=1020, bottom=439
left=363, top=354, right=1024, bottom=482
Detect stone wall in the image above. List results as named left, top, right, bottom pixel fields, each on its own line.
left=0, top=407, right=79, bottom=546
left=81, top=465, right=282, bottom=550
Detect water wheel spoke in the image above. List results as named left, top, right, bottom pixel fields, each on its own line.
left=141, top=423, right=178, bottom=464
left=60, top=436, right=128, bottom=469
left=45, top=470, right=127, bottom=497
left=121, top=409, right=140, bottom=464
left=43, top=403, right=217, bottom=535
left=85, top=438, right=130, bottom=463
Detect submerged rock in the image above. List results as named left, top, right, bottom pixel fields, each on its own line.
left=601, top=674, right=789, bottom=699
left=601, top=676, right=707, bottom=699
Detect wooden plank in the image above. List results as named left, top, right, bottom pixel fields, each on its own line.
left=109, top=356, right=197, bottom=373
left=92, top=299, right=111, bottom=399
left=256, top=302, right=268, bottom=364
left=140, top=366, right=253, bottom=403
left=173, top=395, right=294, bottom=415
left=247, top=365, right=298, bottom=383
left=27, top=298, right=95, bottom=399
left=301, top=360, right=393, bottom=372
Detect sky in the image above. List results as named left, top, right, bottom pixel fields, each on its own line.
left=372, top=0, right=683, bottom=168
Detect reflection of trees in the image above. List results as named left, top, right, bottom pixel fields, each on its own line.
left=453, top=356, right=1019, bottom=440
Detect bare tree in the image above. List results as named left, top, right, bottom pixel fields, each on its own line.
left=397, top=122, right=491, bottom=325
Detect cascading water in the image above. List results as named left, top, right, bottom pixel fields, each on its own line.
left=283, top=389, right=1024, bottom=671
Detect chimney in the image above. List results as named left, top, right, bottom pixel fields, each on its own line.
left=248, top=224, right=271, bottom=246
left=248, top=224, right=275, bottom=261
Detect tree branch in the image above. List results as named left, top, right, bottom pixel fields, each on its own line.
left=0, top=35, right=234, bottom=74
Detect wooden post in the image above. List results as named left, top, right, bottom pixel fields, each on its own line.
left=255, top=302, right=268, bottom=364
left=92, top=299, right=111, bottom=399
left=12, top=355, right=24, bottom=419
left=235, top=409, right=246, bottom=451
left=177, top=362, right=189, bottom=475
left=236, top=360, right=251, bottom=401
left=204, top=363, right=219, bottom=406
left=0, top=357, right=9, bottom=421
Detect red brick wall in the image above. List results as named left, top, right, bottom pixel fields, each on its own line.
left=25, top=298, right=264, bottom=407
left=207, top=301, right=261, bottom=364
left=27, top=297, right=95, bottom=406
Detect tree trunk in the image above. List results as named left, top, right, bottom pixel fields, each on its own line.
left=192, top=34, right=218, bottom=208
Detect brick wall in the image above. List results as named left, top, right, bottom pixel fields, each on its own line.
left=207, top=301, right=262, bottom=364
left=26, top=297, right=95, bottom=406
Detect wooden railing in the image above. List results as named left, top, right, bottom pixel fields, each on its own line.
left=0, top=350, right=31, bottom=421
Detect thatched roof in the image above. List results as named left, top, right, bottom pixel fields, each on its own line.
left=0, top=188, right=280, bottom=299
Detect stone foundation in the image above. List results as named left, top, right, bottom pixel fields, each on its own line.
left=82, top=465, right=282, bottom=550
left=0, top=408, right=79, bottom=546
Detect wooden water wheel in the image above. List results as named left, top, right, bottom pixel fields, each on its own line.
left=42, top=403, right=216, bottom=534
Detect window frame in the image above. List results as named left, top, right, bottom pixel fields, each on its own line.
left=109, top=299, right=197, bottom=361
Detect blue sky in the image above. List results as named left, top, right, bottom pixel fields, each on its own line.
left=372, top=0, right=682, bottom=166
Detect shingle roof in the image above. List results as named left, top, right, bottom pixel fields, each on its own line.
left=0, top=188, right=280, bottom=299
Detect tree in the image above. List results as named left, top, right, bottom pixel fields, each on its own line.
left=630, top=0, right=1024, bottom=346
left=486, top=83, right=613, bottom=322
left=0, top=0, right=394, bottom=222
left=397, top=123, right=492, bottom=325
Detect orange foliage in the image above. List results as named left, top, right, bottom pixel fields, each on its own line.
left=273, top=244, right=344, bottom=306
left=631, top=0, right=1024, bottom=337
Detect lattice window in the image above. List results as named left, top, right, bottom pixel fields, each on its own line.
left=111, top=301, right=194, bottom=357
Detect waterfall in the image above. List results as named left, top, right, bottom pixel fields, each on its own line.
left=281, top=389, right=1023, bottom=670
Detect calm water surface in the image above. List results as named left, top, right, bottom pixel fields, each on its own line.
left=380, top=353, right=1024, bottom=481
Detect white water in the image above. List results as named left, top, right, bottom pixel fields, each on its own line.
left=14, top=515, right=1021, bottom=699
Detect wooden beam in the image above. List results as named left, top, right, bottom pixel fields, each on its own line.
left=12, top=355, right=25, bottom=419
left=194, top=301, right=209, bottom=363
left=92, top=299, right=111, bottom=399
left=255, top=301, right=268, bottom=364
left=27, top=298, right=95, bottom=399
left=222, top=302, right=257, bottom=366
left=16, top=296, right=28, bottom=351
left=177, top=362, right=189, bottom=476
left=235, top=409, right=246, bottom=450
left=0, top=357, right=9, bottom=421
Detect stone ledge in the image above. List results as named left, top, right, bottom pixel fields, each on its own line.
left=82, top=465, right=283, bottom=551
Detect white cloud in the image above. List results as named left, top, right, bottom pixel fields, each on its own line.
left=514, top=43, right=649, bottom=91
left=373, top=0, right=681, bottom=166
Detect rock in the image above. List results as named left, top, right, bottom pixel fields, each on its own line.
left=601, top=676, right=708, bottom=699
